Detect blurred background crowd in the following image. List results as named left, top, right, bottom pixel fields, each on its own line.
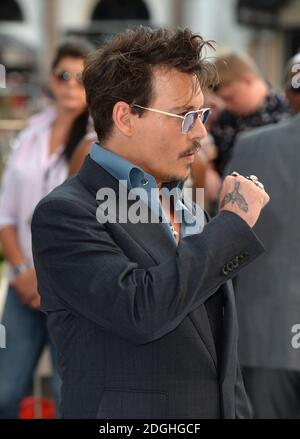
left=0, top=0, right=300, bottom=420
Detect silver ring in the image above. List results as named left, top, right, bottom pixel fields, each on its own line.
left=231, top=171, right=239, bottom=177
left=246, top=175, right=264, bottom=190
left=256, top=181, right=264, bottom=190
left=246, top=175, right=258, bottom=182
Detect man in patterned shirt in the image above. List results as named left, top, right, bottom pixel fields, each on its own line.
left=211, top=52, right=290, bottom=176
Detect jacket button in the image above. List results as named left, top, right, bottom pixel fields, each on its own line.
left=232, top=258, right=239, bottom=269
left=227, top=261, right=234, bottom=272
left=222, top=265, right=229, bottom=275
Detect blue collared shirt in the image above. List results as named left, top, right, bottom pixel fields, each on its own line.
left=90, top=143, right=202, bottom=241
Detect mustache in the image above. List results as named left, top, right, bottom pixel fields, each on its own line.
left=179, top=140, right=202, bottom=158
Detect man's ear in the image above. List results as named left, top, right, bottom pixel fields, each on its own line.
left=112, top=101, right=134, bottom=137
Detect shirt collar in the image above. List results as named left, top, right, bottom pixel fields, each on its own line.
left=90, top=142, right=157, bottom=190
left=90, top=142, right=194, bottom=218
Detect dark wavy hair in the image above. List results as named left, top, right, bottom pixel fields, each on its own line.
left=51, top=38, right=94, bottom=161
left=83, top=26, right=216, bottom=143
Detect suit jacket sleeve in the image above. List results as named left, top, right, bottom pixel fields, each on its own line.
left=31, top=198, right=264, bottom=345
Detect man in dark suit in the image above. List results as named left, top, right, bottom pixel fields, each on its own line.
left=225, top=53, right=300, bottom=418
left=31, top=27, right=269, bottom=419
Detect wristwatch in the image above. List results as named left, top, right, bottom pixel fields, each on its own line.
left=12, top=262, right=30, bottom=277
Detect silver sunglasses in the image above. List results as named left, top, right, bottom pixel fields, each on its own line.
left=132, top=104, right=211, bottom=133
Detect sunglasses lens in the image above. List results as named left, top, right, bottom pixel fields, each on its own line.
left=55, top=71, right=83, bottom=84
left=182, top=112, right=198, bottom=133
left=55, top=71, right=70, bottom=81
left=201, top=109, right=210, bottom=124
left=182, top=110, right=210, bottom=133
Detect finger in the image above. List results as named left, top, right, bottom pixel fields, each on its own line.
left=263, top=193, right=270, bottom=207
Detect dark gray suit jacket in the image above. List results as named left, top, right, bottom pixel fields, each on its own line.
left=226, top=113, right=300, bottom=371
left=31, top=156, right=264, bottom=419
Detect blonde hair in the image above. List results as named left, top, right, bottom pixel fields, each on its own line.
left=214, top=52, right=260, bottom=90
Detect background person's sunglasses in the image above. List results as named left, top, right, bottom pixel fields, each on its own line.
left=132, top=104, right=211, bottom=133
left=54, top=70, right=83, bottom=85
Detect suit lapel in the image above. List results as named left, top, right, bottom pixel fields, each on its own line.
left=189, top=306, right=218, bottom=370
left=120, top=219, right=177, bottom=264
left=219, top=281, right=237, bottom=382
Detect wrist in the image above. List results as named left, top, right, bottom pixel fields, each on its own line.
left=11, top=262, right=31, bottom=277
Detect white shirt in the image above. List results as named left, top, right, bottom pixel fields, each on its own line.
left=0, top=107, right=69, bottom=279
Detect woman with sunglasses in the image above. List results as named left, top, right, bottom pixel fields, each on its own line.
left=0, top=38, right=93, bottom=418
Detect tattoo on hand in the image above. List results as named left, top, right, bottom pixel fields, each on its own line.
left=220, top=181, right=248, bottom=213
